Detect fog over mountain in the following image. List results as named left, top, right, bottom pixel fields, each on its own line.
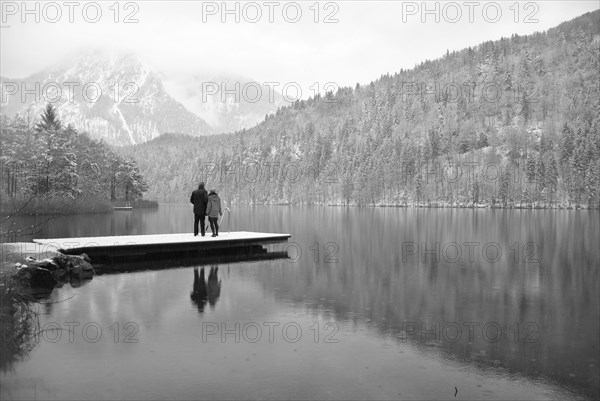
left=0, top=50, right=283, bottom=145
left=163, top=74, right=286, bottom=135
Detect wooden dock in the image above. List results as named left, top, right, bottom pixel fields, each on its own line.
left=33, top=232, right=291, bottom=263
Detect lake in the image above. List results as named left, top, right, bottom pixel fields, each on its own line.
left=1, top=205, right=599, bottom=400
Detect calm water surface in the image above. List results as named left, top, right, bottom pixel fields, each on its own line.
left=1, top=205, right=599, bottom=400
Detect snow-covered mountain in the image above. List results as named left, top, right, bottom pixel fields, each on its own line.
left=1, top=50, right=213, bottom=146
left=163, top=74, right=286, bottom=134
left=1, top=50, right=285, bottom=145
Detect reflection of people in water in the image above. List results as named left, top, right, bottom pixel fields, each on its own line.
left=190, top=266, right=221, bottom=312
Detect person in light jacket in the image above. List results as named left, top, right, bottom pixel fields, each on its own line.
left=206, top=189, right=223, bottom=237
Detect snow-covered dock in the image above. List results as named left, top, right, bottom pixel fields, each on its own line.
left=33, top=232, right=291, bottom=262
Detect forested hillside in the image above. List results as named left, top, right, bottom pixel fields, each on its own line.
left=0, top=104, right=149, bottom=215
left=127, top=11, right=600, bottom=207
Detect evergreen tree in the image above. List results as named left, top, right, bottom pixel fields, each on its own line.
left=526, top=152, right=536, bottom=183
left=414, top=171, right=423, bottom=202
left=536, top=152, right=546, bottom=192
left=470, top=178, right=480, bottom=205
left=570, top=132, right=587, bottom=203
left=499, top=166, right=511, bottom=206
left=585, top=160, right=599, bottom=207
left=35, top=103, right=62, bottom=132
left=546, top=156, right=559, bottom=202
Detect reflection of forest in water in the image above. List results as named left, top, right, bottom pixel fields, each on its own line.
left=3, top=206, right=598, bottom=398
left=0, top=276, right=41, bottom=373
left=0, top=272, right=97, bottom=373
left=252, top=209, right=600, bottom=399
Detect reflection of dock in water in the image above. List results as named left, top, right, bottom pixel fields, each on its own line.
left=33, top=232, right=291, bottom=265
left=92, top=249, right=289, bottom=274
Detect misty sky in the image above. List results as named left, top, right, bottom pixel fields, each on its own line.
left=1, top=1, right=599, bottom=95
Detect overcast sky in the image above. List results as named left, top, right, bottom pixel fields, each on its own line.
left=1, top=1, right=599, bottom=95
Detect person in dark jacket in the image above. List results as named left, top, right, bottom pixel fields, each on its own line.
left=190, top=182, right=208, bottom=236
left=206, top=189, right=222, bottom=237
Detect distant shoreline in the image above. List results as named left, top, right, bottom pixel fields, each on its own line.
left=129, top=201, right=600, bottom=210
left=3, top=200, right=597, bottom=216
left=0, top=198, right=159, bottom=217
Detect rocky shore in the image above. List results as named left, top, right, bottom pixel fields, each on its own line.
left=1, top=243, right=95, bottom=292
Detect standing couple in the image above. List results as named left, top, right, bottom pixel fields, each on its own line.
left=190, top=182, right=222, bottom=237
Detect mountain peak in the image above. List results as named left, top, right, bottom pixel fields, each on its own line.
left=2, top=48, right=284, bottom=143
left=1, top=49, right=212, bottom=146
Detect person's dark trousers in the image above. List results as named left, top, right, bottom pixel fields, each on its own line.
left=194, top=213, right=206, bottom=236
left=208, top=217, right=219, bottom=236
